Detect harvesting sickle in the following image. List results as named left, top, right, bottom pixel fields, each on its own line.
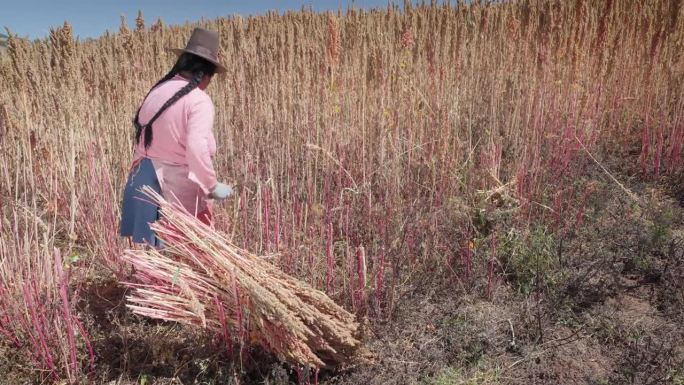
left=120, top=27, right=232, bottom=246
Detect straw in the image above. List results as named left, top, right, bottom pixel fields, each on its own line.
left=121, top=186, right=360, bottom=368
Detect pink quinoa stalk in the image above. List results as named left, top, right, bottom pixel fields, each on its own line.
left=654, top=112, right=665, bottom=178
left=461, top=229, right=473, bottom=282
left=54, top=249, right=79, bottom=380
left=293, top=198, right=301, bottom=229
left=23, top=283, right=58, bottom=380
left=0, top=289, right=22, bottom=349
left=356, top=246, right=367, bottom=312
left=348, top=247, right=356, bottom=312
left=241, top=188, right=249, bottom=249
left=86, top=142, right=121, bottom=274
left=232, top=273, right=244, bottom=349
left=640, top=101, right=652, bottom=175
left=666, top=112, right=682, bottom=173
left=326, top=221, right=334, bottom=293
left=15, top=305, right=42, bottom=365
left=275, top=206, right=281, bottom=251
left=214, top=295, right=233, bottom=357
left=487, top=232, right=497, bottom=300
left=30, top=285, right=53, bottom=368
left=375, top=246, right=386, bottom=312
left=344, top=205, right=350, bottom=241
left=264, top=186, right=271, bottom=251
left=308, top=245, right=315, bottom=285
left=666, top=104, right=683, bottom=172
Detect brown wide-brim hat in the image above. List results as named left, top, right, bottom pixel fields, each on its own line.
left=168, top=27, right=227, bottom=73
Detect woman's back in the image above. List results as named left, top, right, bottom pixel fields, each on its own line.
left=135, top=74, right=216, bottom=167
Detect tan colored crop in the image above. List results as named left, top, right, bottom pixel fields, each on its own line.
left=0, top=0, right=682, bottom=380
left=122, top=187, right=360, bottom=368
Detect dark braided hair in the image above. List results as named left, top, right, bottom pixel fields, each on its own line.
left=134, top=53, right=217, bottom=149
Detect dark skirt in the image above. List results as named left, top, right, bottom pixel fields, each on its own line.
left=119, top=158, right=162, bottom=246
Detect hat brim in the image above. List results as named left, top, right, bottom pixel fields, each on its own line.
left=168, top=47, right=227, bottom=74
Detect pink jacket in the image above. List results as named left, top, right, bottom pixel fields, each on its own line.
left=134, top=75, right=217, bottom=215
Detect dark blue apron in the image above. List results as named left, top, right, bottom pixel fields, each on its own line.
left=119, top=158, right=162, bottom=246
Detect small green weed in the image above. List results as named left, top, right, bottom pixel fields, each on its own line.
left=501, top=226, right=556, bottom=295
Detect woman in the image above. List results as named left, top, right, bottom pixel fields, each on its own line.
left=120, top=28, right=232, bottom=246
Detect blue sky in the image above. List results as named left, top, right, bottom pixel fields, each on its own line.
left=1, top=0, right=401, bottom=39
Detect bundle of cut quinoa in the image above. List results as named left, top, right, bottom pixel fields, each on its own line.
left=121, top=186, right=360, bottom=368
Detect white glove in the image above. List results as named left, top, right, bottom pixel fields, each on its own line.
left=209, top=183, right=233, bottom=200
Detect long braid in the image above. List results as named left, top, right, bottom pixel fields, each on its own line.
left=134, top=69, right=177, bottom=145
left=136, top=71, right=204, bottom=149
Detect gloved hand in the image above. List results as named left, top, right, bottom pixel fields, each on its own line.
left=209, top=182, right=233, bottom=200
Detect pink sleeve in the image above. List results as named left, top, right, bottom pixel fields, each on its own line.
left=185, top=94, right=218, bottom=195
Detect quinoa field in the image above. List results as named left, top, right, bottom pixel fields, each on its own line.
left=1, top=1, right=684, bottom=383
